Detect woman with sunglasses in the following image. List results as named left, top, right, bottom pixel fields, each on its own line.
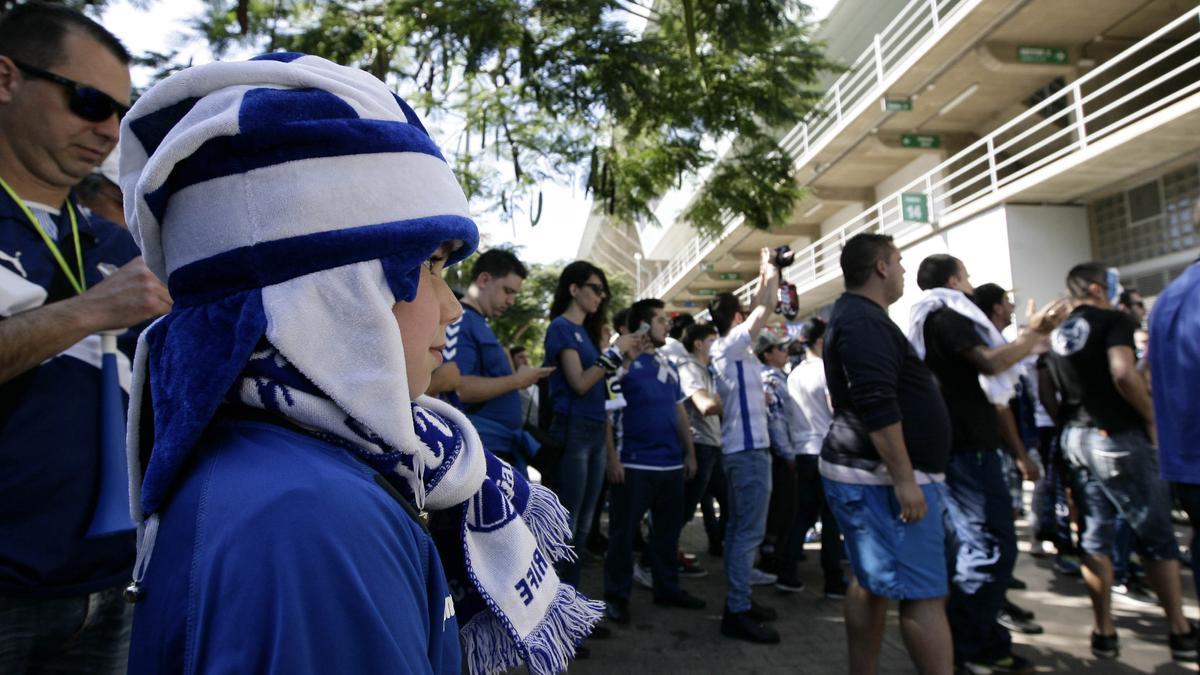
left=543, top=261, right=645, bottom=585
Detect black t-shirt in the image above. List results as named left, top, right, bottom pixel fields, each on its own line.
left=821, top=293, right=952, bottom=475
left=1044, top=305, right=1144, bottom=433
left=922, top=307, right=1000, bottom=453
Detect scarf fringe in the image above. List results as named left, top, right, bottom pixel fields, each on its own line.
left=462, top=585, right=605, bottom=675
left=524, top=484, right=578, bottom=564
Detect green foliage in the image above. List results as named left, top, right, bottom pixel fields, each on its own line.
left=181, top=0, right=833, bottom=234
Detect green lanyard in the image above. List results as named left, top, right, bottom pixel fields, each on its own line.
left=0, top=176, right=86, bottom=295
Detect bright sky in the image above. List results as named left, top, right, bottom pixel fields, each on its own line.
left=99, top=0, right=840, bottom=265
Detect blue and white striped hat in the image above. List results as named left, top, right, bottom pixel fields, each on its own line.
left=120, top=53, right=480, bottom=516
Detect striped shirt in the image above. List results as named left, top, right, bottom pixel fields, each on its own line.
left=710, top=323, right=769, bottom=455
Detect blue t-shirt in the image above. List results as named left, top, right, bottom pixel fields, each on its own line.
left=543, top=316, right=606, bottom=423
left=0, top=193, right=141, bottom=598
left=128, top=415, right=460, bottom=674
left=1150, top=260, right=1200, bottom=484
left=446, top=306, right=522, bottom=436
left=618, top=352, right=686, bottom=470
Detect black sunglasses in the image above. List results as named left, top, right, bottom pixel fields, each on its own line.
left=581, top=282, right=607, bottom=297
left=12, top=60, right=129, bottom=122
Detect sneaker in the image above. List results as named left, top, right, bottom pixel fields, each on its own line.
left=1169, top=624, right=1199, bottom=662
left=679, top=558, right=708, bottom=578
left=1002, top=599, right=1035, bottom=621
left=1112, top=580, right=1157, bottom=606
left=632, top=563, right=653, bottom=590
left=749, top=568, right=777, bottom=586
left=997, top=609, right=1043, bottom=635
left=1091, top=631, right=1119, bottom=659
left=1007, top=576, right=1027, bottom=590
left=721, top=608, right=780, bottom=644
left=824, top=579, right=848, bottom=600
left=1053, top=554, right=1081, bottom=577
left=604, top=596, right=630, bottom=625
left=805, top=527, right=821, bottom=543
left=748, top=600, right=778, bottom=622
left=774, top=575, right=805, bottom=593
left=653, top=590, right=706, bottom=610
left=959, top=653, right=1034, bottom=674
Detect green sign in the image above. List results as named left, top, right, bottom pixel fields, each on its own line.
left=883, top=98, right=912, bottom=112
left=717, top=272, right=742, bottom=281
left=901, top=193, right=929, bottom=223
left=901, top=134, right=940, bottom=149
left=696, top=288, right=717, bottom=296
left=1017, top=46, right=1068, bottom=64
left=700, top=263, right=715, bottom=272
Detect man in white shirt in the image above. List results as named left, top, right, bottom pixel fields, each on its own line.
left=708, top=247, right=780, bottom=644
left=786, top=317, right=846, bottom=598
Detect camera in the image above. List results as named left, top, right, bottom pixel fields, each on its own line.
left=775, top=282, right=799, bottom=320
left=769, top=245, right=795, bottom=269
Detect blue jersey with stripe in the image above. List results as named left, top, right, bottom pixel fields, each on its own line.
left=618, top=352, right=685, bottom=470
left=0, top=192, right=142, bottom=597
left=710, top=323, right=770, bottom=454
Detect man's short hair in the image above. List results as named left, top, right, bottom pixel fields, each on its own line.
left=612, top=307, right=630, bottom=332
left=800, top=317, right=826, bottom=345
left=708, top=292, right=741, bottom=336
left=972, top=283, right=1007, bottom=317
left=1066, top=262, right=1109, bottom=299
left=916, top=254, right=962, bottom=290
left=0, top=2, right=130, bottom=68
left=840, top=233, right=895, bottom=289
left=668, top=312, right=695, bottom=340
left=469, top=248, right=527, bottom=282
left=509, top=345, right=526, bottom=359
left=1118, top=288, right=1140, bottom=307
left=682, top=322, right=717, bottom=353
left=627, top=298, right=665, bottom=332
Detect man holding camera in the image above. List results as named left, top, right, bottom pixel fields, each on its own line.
left=708, top=246, right=783, bottom=644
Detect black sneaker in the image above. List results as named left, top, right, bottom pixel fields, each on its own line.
left=721, top=608, right=781, bottom=644
left=604, top=596, right=630, bottom=625
left=1091, top=631, right=1119, bottom=659
left=997, top=609, right=1043, bottom=635
left=958, top=653, right=1034, bottom=674
left=748, top=599, right=778, bottom=622
left=678, top=559, right=709, bottom=578
left=1169, top=624, right=1199, bottom=662
left=1002, top=599, right=1035, bottom=621
left=653, top=590, right=706, bottom=610
left=774, top=575, right=805, bottom=593
left=1007, top=576, right=1027, bottom=590
left=824, top=579, right=848, bottom=600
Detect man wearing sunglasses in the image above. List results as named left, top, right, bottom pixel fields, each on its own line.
left=0, top=4, right=171, bottom=673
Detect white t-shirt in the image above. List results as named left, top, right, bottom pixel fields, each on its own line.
left=710, top=323, right=769, bottom=454
left=788, top=356, right=832, bottom=456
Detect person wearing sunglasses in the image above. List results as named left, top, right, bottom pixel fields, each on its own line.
left=0, top=4, right=171, bottom=674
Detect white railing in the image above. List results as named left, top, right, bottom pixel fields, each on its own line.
left=643, top=0, right=976, bottom=300
left=721, top=5, right=1200, bottom=307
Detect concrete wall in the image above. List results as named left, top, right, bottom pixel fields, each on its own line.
left=1005, top=204, right=1091, bottom=321
left=874, top=153, right=944, bottom=202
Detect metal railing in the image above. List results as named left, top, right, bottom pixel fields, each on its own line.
left=720, top=5, right=1200, bottom=307
left=643, top=0, right=976, bottom=300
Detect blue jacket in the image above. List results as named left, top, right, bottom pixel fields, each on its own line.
left=1150, top=260, right=1200, bottom=484
left=128, top=413, right=460, bottom=674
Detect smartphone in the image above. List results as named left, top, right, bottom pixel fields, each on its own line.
left=635, top=323, right=651, bottom=335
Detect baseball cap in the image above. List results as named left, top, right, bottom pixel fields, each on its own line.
left=754, top=332, right=793, bottom=356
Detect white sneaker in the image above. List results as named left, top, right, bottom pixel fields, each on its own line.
left=748, top=568, right=777, bottom=586
left=633, top=563, right=653, bottom=590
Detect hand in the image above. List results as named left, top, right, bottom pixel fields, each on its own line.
left=759, top=246, right=779, bottom=278
left=1015, top=452, right=1041, bottom=483
left=427, top=361, right=461, bottom=395
left=1027, top=297, right=1071, bottom=335
left=75, top=257, right=171, bottom=332
left=684, top=453, right=697, bottom=480
left=607, top=457, right=625, bottom=484
left=514, top=365, right=554, bottom=388
left=613, top=332, right=643, bottom=358
left=893, top=480, right=927, bottom=524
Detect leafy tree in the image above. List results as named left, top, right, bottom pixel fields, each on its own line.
left=182, top=0, right=833, bottom=237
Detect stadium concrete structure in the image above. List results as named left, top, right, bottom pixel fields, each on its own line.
left=579, top=0, right=1200, bottom=327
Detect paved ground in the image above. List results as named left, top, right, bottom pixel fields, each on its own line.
left=564, top=510, right=1198, bottom=674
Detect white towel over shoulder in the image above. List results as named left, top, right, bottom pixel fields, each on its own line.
left=908, top=287, right=1018, bottom=405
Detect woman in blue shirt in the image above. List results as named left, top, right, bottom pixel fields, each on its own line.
left=544, top=261, right=642, bottom=584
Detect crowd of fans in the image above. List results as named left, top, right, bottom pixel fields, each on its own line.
left=2, top=4, right=1200, bottom=675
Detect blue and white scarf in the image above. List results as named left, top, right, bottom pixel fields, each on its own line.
left=231, top=343, right=603, bottom=674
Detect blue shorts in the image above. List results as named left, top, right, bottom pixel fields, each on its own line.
left=823, top=479, right=948, bottom=600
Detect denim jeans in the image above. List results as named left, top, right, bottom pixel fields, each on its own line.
left=0, top=585, right=132, bottom=674
left=1030, top=427, right=1076, bottom=554
left=604, top=468, right=685, bottom=601
left=1173, top=482, right=1200, bottom=601
left=944, top=449, right=1016, bottom=663
left=549, top=414, right=608, bottom=585
left=683, top=443, right=721, bottom=527
left=702, top=452, right=726, bottom=547
left=723, top=448, right=772, bottom=613
left=1061, top=426, right=1179, bottom=561
left=784, top=455, right=843, bottom=583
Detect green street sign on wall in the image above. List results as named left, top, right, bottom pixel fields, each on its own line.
left=700, top=263, right=715, bottom=272
left=717, top=272, right=742, bottom=281
left=1017, top=46, right=1068, bottom=64
left=696, top=288, right=717, bottom=296
left=901, top=193, right=930, bottom=223
left=883, top=98, right=912, bottom=112
left=901, top=134, right=940, bottom=149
